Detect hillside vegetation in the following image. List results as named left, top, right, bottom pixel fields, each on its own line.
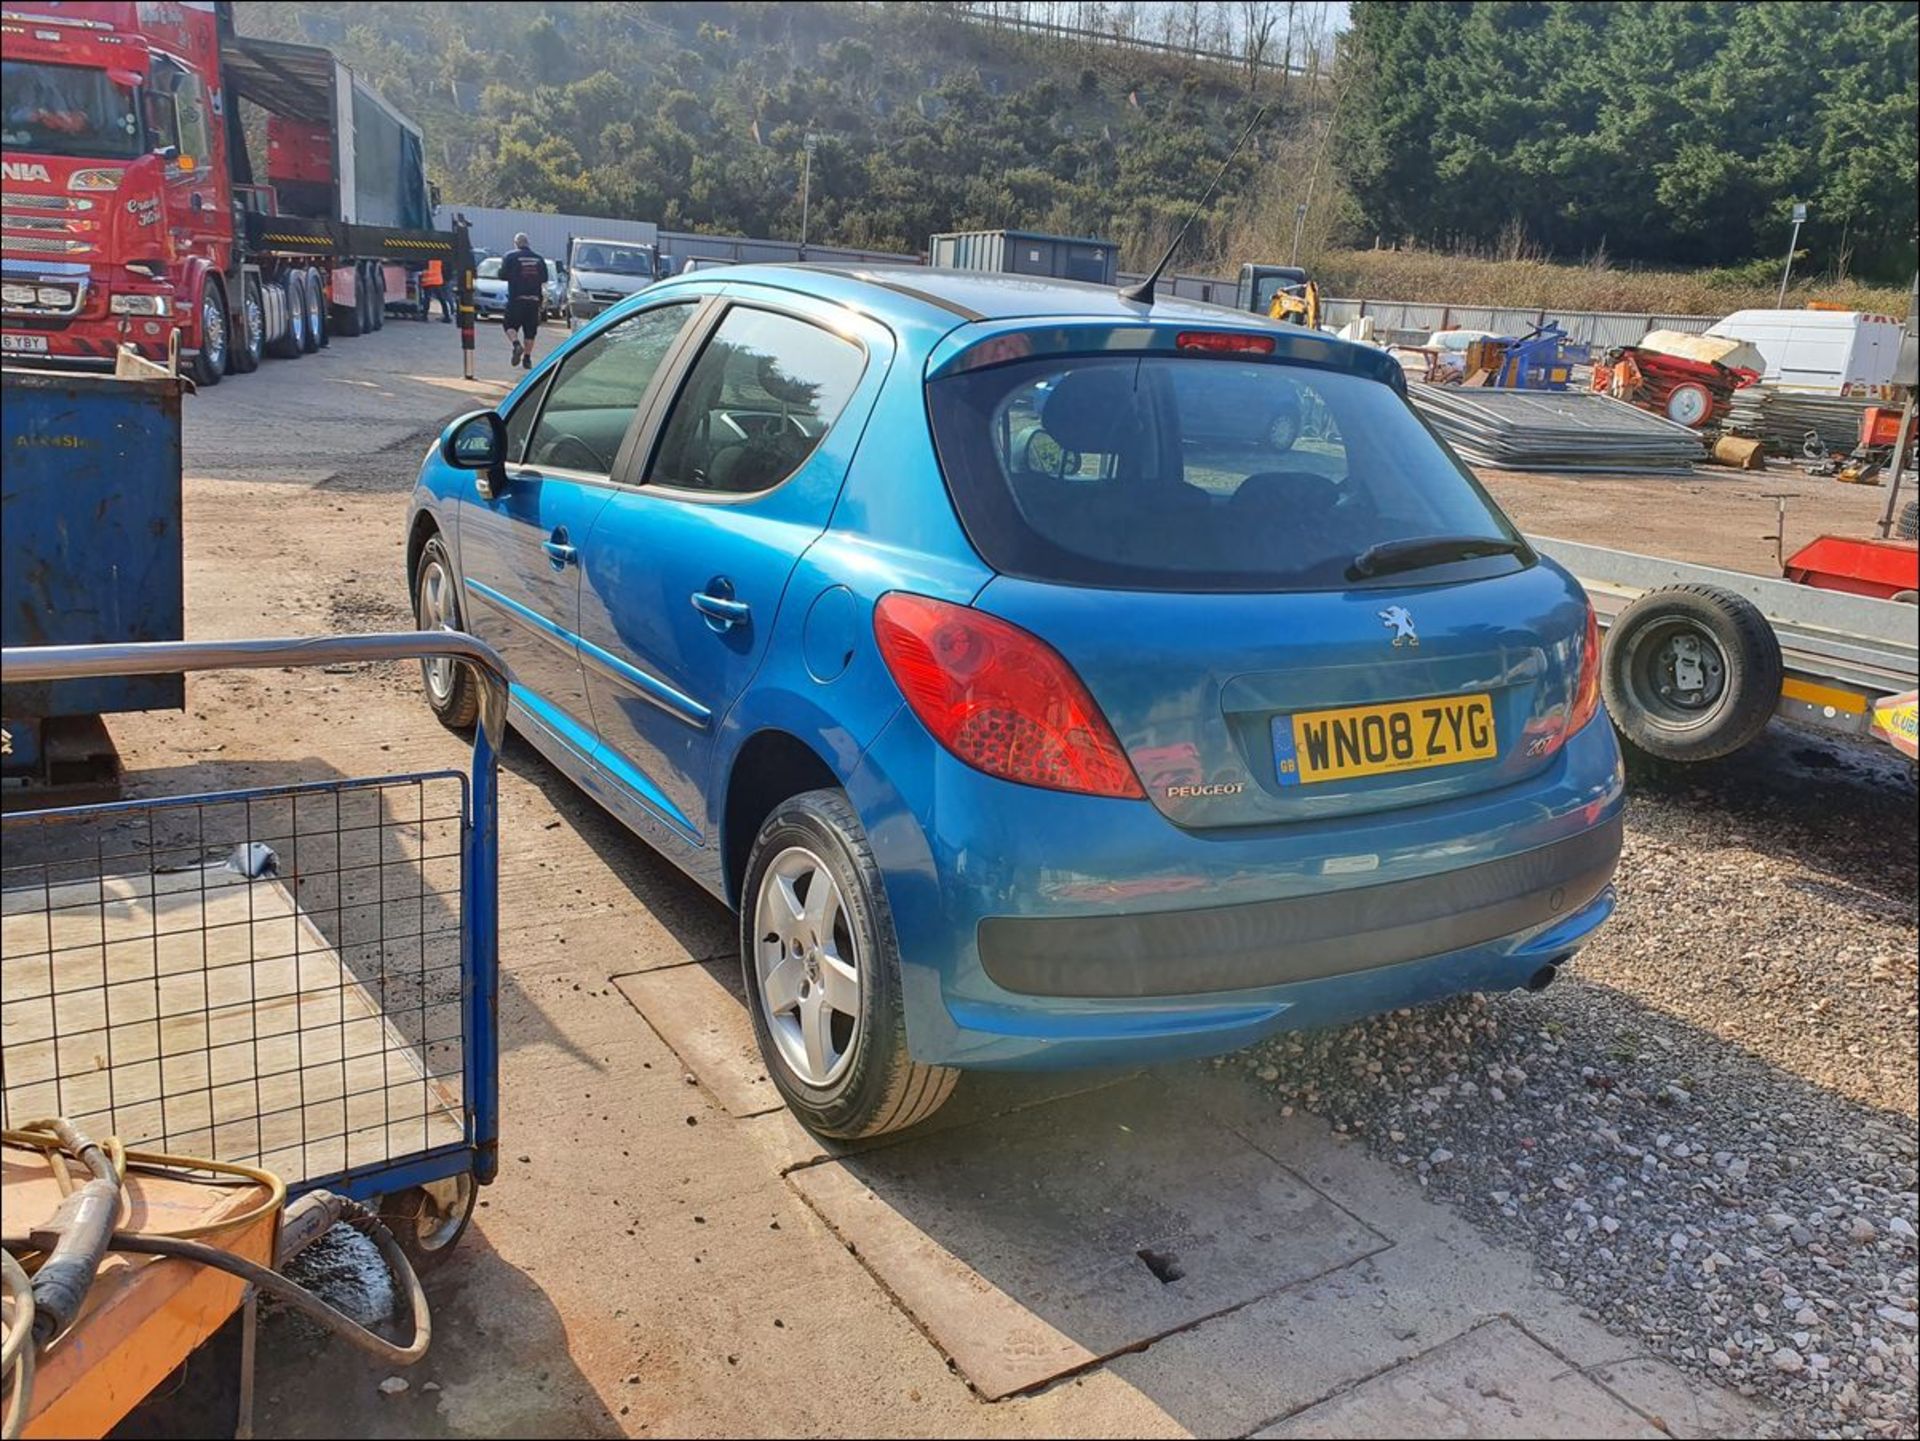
left=240, top=1, right=1917, bottom=306
left=238, top=1, right=1294, bottom=264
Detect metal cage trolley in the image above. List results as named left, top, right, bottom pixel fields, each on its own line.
left=1, top=634, right=507, bottom=1261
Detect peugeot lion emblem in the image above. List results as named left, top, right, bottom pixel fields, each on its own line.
left=1379, top=605, right=1419, bottom=648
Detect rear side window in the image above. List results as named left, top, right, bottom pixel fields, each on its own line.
left=926, top=354, right=1521, bottom=592
left=646, top=307, right=865, bottom=495
left=519, top=303, right=694, bottom=474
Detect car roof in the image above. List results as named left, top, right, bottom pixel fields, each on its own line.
left=679, top=263, right=1264, bottom=326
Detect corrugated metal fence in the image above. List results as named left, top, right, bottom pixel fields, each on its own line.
left=1117, top=273, right=1721, bottom=346
left=437, top=214, right=1722, bottom=342
left=1317, top=297, right=1718, bottom=349
left=435, top=204, right=916, bottom=269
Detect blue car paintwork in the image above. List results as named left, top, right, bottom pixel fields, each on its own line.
left=408, top=266, right=1626, bottom=1070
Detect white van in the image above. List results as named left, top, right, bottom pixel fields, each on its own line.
left=1705, top=309, right=1904, bottom=394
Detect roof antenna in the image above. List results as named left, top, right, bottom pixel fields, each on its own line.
left=1119, top=102, right=1270, bottom=307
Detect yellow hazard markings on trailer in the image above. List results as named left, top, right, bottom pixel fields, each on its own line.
left=1779, top=677, right=1869, bottom=715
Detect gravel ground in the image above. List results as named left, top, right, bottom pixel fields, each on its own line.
left=1243, top=730, right=1920, bottom=1439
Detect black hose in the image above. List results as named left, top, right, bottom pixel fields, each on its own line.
left=104, top=1206, right=431, bottom=1367
left=23, top=1119, right=121, bottom=1346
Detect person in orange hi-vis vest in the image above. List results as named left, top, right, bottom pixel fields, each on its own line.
left=419, top=257, right=451, bottom=322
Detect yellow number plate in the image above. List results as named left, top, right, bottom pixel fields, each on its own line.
left=1274, top=694, right=1497, bottom=785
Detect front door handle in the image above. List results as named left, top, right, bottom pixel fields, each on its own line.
left=691, top=581, right=750, bottom=629
left=541, top=525, right=576, bottom=570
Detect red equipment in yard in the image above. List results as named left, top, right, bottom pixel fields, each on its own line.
left=1595, top=345, right=1761, bottom=429
left=1783, top=534, right=1919, bottom=601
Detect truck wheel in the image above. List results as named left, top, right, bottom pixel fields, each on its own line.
left=266, top=276, right=302, bottom=358
left=189, top=278, right=228, bottom=388
left=305, top=268, right=328, bottom=348
left=1601, top=585, right=1782, bottom=762
left=741, top=789, right=958, bottom=1139
left=414, top=535, right=479, bottom=730
left=300, top=269, right=324, bottom=353
left=370, top=265, right=386, bottom=330
left=1899, top=500, right=1919, bottom=541
left=231, top=276, right=263, bottom=373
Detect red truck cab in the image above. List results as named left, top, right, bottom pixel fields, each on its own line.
left=2, top=1, right=234, bottom=372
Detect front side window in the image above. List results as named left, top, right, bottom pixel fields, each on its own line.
left=647, top=307, right=866, bottom=495
left=927, top=353, right=1521, bottom=592
left=520, top=303, right=694, bottom=475
left=140, top=56, right=211, bottom=170
left=1, top=60, right=142, bottom=159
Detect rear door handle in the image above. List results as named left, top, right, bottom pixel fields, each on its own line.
left=542, top=525, right=576, bottom=569
left=691, top=584, right=750, bottom=629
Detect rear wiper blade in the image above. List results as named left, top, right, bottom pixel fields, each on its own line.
left=1348, top=534, right=1526, bottom=581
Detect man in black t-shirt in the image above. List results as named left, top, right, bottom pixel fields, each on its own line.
left=499, top=232, right=550, bottom=370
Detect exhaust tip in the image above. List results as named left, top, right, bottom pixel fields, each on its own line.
left=1526, top=964, right=1559, bottom=993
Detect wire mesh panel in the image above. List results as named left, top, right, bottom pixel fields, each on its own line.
left=1, top=773, right=467, bottom=1190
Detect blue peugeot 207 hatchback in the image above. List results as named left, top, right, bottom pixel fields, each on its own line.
left=408, top=266, right=1624, bottom=1138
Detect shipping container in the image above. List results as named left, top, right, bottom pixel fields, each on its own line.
left=929, top=229, right=1119, bottom=285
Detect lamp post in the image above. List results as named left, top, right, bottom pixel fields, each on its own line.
left=1777, top=202, right=1808, bottom=307
left=799, top=133, right=817, bottom=261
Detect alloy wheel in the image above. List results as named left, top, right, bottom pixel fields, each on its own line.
left=753, top=846, right=861, bottom=1086
left=416, top=557, right=456, bottom=704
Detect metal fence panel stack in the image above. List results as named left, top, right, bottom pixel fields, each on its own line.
left=1411, top=388, right=1707, bottom=473
left=1724, top=387, right=1878, bottom=454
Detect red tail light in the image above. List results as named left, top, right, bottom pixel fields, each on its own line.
left=1572, top=602, right=1602, bottom=734
left=873, top=593, right=1144, bottom=799
left=1542, top=603, right=1603, bottom=756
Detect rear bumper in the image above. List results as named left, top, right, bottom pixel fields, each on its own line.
left=846, top=706, right=1625, bottom=1069
left=977, top=816, right=1620, bottom=998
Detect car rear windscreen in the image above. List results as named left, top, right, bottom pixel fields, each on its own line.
left=926, top=354, right=1525, bottom=592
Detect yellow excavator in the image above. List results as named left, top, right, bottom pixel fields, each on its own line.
left=1237, top=263, right=1320, bottom=329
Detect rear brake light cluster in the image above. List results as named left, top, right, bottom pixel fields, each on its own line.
left=873, top=593, right=1144, bottom=799
left=1542, top=603, right=1603, bottom=756
left=1176, top=331, right=1275, bottom=355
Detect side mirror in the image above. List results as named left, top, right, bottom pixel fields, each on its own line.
left=441, top=409, right=508, bottom=498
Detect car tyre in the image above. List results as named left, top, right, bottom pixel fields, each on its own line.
left=1601, top=584, right=1781, bottom=762
left=414, top=534, right=479, bottom=731
left=1898, top=499, right=1918, bottom=541
left=741, top=789, right=957, bottom=1139
left=1265, top=407, right=1300, bottom=453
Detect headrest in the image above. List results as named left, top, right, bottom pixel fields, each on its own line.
left=1039, top=368, right=1143, bottom=453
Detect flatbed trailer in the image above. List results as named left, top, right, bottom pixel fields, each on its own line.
left=1533, top=536, right=1918, bottom=760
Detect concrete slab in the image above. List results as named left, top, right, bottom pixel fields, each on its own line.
left=1253, top=1320, right=1666, bottom=1439
left=788, top=1080, right=1385, bottom=1399
left=612, top=960, right=781, bottom=1118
